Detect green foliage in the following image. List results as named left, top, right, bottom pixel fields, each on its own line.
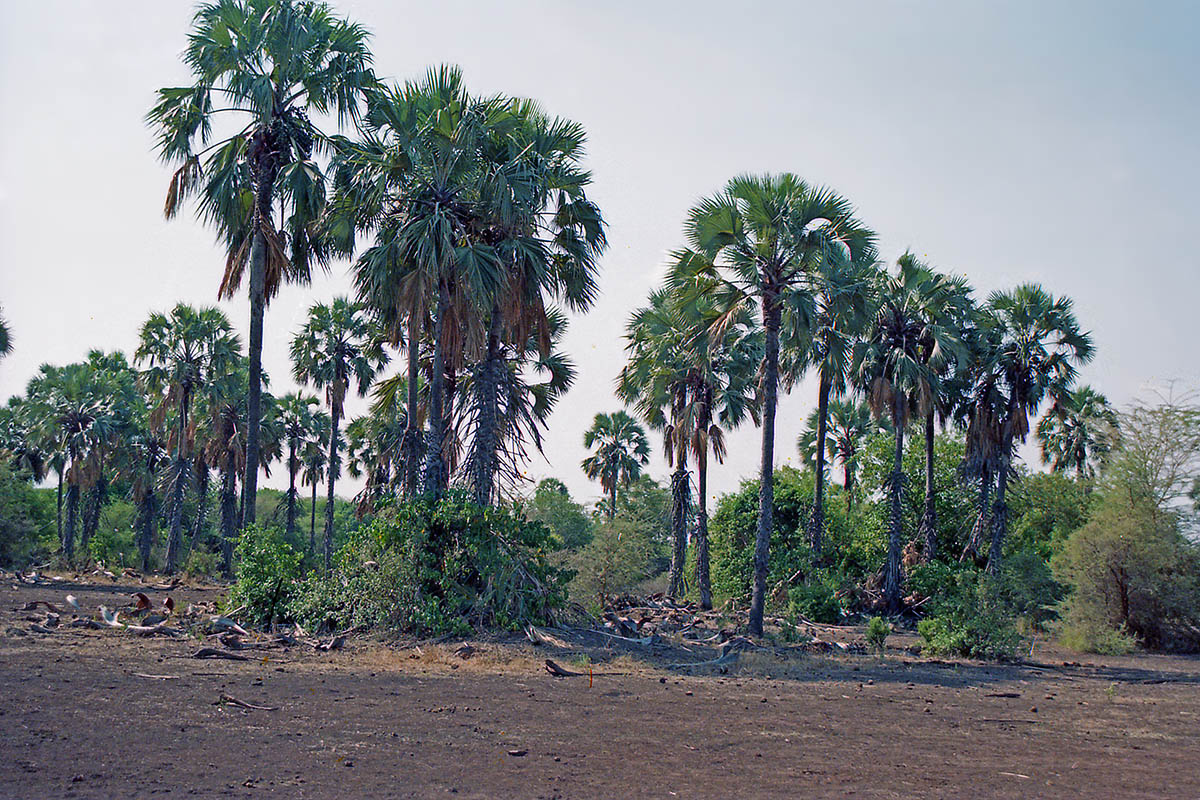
left=1055, top=492, right=1200, bottom=652
left=1057, top=617, right=1136, bottom=655
left=566, top=516, right=658, bottom=604
left=1007, top=472, right=1089, bottom=561
left=0, top=466, right=55, bottom=566
left=787, top=573, right=843, bottom=624
left=917, top=571, right=1022, bottom=660
left=293, top=494, right=569, bottom=635
left=228, top=525, right=304, bottom=626
left=88, top=501, right=137, bottom=568
left=709, top=466, right=879, bottom=603
left=525, top=478, right=593, bottom=550
left=183, top=549, right=220, bottom=580
left=866, top=616, right=891, bottom=654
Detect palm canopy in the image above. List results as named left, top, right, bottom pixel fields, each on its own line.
left=149, top=0, right=377, bottom=298
left=291, top=297, right=387, bottom=410
left=0, top=310, right=11, bottom=358
left=1036, top=385, right=1118, bottom=479
left=581, top=410, right=650, bottom=517
left=985, top=283, right=1095, bottom=447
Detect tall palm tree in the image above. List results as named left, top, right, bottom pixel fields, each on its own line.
left=581, top=411, right=650, bottom=520
left=275, top=391, right=322, bottom=541
left=149, top=0, right=377, bottom=526
left=1036, top=385, right=1117, bottom=481
left=121, top=426, right=170, bottom=573
left=982, top=284, right=1093, bottom=572
left=796, top=249, right=878, bottom=559
left=299, top=426, right=330, bottom=556
left=330, top=66, right=505, bottom=499
left=291, top=297, right=387, bottom=569
left=344, top=403, right=406, bottom=515
left=673, top=174, right=875, bottom=635
left=77, top=351, right=139, bottom=558
left=618, top=288, right=759, bottom=604
left=25, top=363, right=117, bottom=563
left=136, top=304, right=241, bottom=573
left=854, top=257, right=964, bottom=612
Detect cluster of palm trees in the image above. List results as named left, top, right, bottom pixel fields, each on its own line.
left=144, top=0, right=606, bottom=543
left=605, top=173, right=1097, bottom=633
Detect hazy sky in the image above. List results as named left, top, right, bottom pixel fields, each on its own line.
left=2, top=1, right=1198, bottom=508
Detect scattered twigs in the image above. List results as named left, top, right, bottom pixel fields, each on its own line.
left=217, top=693, right=277, bottom=711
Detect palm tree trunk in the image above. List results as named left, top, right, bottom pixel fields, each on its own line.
left=137, top=489, right=156, bottom=574
left=285, top=441, right=299, bottom=542
left=402, top=308, right=422, bottom=496
left=189, top=464, right=210, bottom=558
left=219, top=463, right=238, bottom=577
left=809, top=371, right=831, bottom=559
left=56, top=468, right=63, bottom=548
left=696, top=456, right=712, bottom=610
left=884, top=400, right=905, bottom=614
left=472, top=307, right=503, bottom=506
left=166, top=396, right=190, bottom=574
left=918, top=410, right=937, bottom=561
left=844, top=460, right=855, bottom=511
left=309, top=479, right=318, bottom=556
left=422, top=276, right=451, bottom=498
left=323, top=402, right=342, bottom=571
left=749, top=297, right=781, bottom=637
left=608, top=481, right=617, bottom=520
left=81, top=473, right=105, bottom=558
left=668, top=465, right=689, bottom=598
left=962, top=463, right=992, bottom=563
left=987, top=441, right=1012, bottom=574
left=243, top=153, right=276, bottom=527
left=63, top=478, right=79, bottom=564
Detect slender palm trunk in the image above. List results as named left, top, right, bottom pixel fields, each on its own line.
left=56, top=469, right=63, bottom=547
left=422, top=276, right=451, bottom=498
left=884, top=403, right=905, bottom=613
left=165, top=396, right=190, bottom=574
left=608, top=480, right=617, bottom=520
left=749, top=297, right=780, bottom=637
left=844, top=459, right=855, bottom=511
left=809, top=371, right=831, bottom=559
left=696, top=456, right=712, bottom=610
left=323, top=402, right=342, bottom=571
left=137, top=489, right=157, bottom=574
left=668, top=464, right=689, bottom=597
left=987, top=440, right=1012, bottom=574
left=219, top=463, right=238, bottom=577
left=402, top=308, right=422, bottom=496
left=189, top=464, right=210, bottom=559
left=472, top=307, right=503, bottom=506
left=81, top=472, right=105, bottom=558
left=918, top=410, right=937, bottom=561
left=309, top=479, right=318, bottom=556
left=243, top=149, right=276, bottom=527
left=64, top=478, right=79, bottom=564
left=285, top=441, right=299, bottom=542
left=962, top=464, right=992, bottom=563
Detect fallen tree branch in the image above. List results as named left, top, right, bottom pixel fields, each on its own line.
left=217, top=693, right=277, bottom=711
left=192, top=647, right=249, bottom=661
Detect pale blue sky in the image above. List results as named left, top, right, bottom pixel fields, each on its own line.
left=2, top=1, right=1197, bottom=505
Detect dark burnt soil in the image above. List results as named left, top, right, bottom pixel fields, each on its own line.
left=1, top=578, right=1197, bottom=799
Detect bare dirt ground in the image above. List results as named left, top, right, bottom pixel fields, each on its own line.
left=1, top=577, right=1198, bottom=799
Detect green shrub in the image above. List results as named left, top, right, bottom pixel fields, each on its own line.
left=917, top=572, right=1021, bottom=660
left=183, top=548, right=221, bottom=580
left=293, top=493, right=569, bottom=636
left=228, top=524, right=303, bottom=625
left=0, top=465, right=55, bottom=567
left=567, top=516, right=657, bottom=605
left=1057, top=615, right=1136, bottom=655
left=866, top=616, right=891, bottom=654
left=788, top=576, right=842, bottom=624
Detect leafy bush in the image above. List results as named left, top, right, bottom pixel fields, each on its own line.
left=788, top=573, right=844, bottom=624
left=228, top=524, right=304, bottom=625
left=917, top=571, right=1021, bottom=660
left=0, top=465, right=55, bottom=567
left=567, top=516, right=657, bottom=605
left=866, top=616, right=891, bottom=654
left=1057, top=615, right=1136, bottom=655
left=293, top=493, right=570, bottom=636
left=183, top=548, right=221, bottom=580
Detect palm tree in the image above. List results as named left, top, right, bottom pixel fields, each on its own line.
left=618, top=288, right=759, bottom=603
left=581, top=411, right=650, bottom=520
left=855, top=256, right=964, bottom=612
left=299, top=426, right=330, bottom=555
left=77, top=351, right=139, bottom=558
left=291, top=297, right=387, bottom=569
left=673, top=174, right=875, bottom=635
left=796, top=244, right=878, bottom=560
left=344, top=403, right=406, bottom=515
left=121, top=426, right=170, bottom=573
left=24, top=363, right=117, bottom=563
left=0, top=310, right=11, bottom=359
left=136, top=304, right=241, bottom=573
left=275, top=391, right=323, bottom=541
left=1036, top=385, right=1117, bottom=481
left=148, top=0, right=377, bottom=526
left=982, top=284, right=1093, bottom=572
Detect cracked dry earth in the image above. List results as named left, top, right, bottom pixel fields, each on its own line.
left=1, top=579, right=1198, bottom=799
